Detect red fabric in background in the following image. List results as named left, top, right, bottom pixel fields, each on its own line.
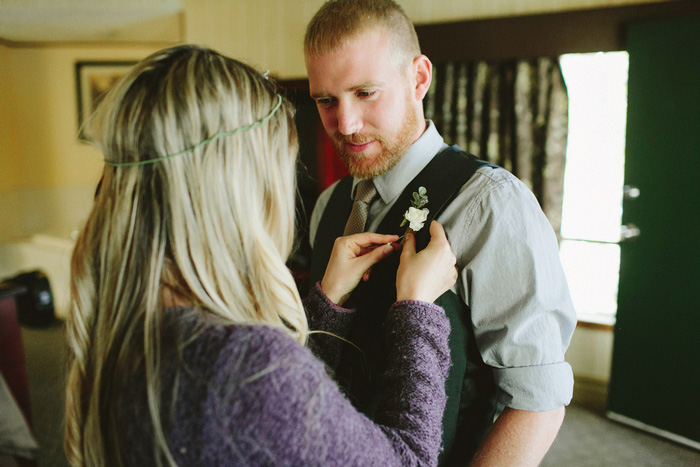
left=316, top=129, right=348, bottom=191
left=0, top=291, right=33, bottom=428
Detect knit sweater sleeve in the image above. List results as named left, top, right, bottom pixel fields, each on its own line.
left=203, top=301, right=450, bottom=466
left=304, top=281, right=356, bottom=370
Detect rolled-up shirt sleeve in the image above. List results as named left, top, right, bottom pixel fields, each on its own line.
left=442, top=167, right=577, bottom=412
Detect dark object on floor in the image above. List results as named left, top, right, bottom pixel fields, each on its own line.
left=1, top=271, right=55, bottom=328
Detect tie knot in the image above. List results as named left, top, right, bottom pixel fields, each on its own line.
left=354, top=179, right=377, bottom=204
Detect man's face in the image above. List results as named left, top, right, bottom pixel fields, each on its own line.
left=306, top=28, right=424, bottom=179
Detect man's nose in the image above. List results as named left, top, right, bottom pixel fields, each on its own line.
left=336, top=101, right=362, bottom=135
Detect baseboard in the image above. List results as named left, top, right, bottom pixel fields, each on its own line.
left=607, top=411, right=700, bottom=452
left=571, top=375, right=608, bottom=413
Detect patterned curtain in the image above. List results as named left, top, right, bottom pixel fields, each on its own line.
left=424, top=58, right=568, bottom=237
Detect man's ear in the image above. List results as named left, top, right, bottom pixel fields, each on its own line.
left=412, top=54, right=432, bottom=100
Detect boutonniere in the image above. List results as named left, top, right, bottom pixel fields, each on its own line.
left=400, top=186, right=429, bottom=236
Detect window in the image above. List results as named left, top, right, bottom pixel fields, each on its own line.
left=558, top=52, right=630, bottom=325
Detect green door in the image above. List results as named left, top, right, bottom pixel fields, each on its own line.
left=608, top=15, right=700, bottom=447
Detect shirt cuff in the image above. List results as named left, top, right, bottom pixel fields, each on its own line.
left=492, top=361, right=574, bottom=411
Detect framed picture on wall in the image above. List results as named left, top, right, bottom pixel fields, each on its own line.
left=75, top=61, right=136, bottom=142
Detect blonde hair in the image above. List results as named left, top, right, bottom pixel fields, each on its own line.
left=304, top=0, right=421, bottom=69
left=65, top=44, right=305, bottom=466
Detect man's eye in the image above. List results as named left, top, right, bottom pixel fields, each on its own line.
left=315, top=98, right=334, bottom=106
left=357, top=90, right=375, bottom=98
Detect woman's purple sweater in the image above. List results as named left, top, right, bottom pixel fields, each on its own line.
left=122, top=283, right=451, bottom=466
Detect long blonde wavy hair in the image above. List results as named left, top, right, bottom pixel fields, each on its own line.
left=65, top=44, right=306, bottom=466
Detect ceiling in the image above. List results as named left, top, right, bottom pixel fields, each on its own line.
left=0, top=0, right=184, bottom=43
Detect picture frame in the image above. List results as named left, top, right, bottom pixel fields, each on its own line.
left=75, top=61, right=136, bottom=141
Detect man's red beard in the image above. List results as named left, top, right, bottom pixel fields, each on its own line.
left=332, top=97, right=420, bottom=179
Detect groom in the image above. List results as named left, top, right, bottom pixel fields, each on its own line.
left=305, top=1, right=577, bottom=465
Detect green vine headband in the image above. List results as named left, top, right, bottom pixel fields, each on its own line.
left=104, top=94, right=283, bottom=167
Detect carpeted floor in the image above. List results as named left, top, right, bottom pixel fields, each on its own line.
left=541, top=404, right=700, bottom=466
left=19, top=320, right=700, bottom=467
left=20, top=320, right=68, bottom=467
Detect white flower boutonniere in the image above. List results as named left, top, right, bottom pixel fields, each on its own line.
left=400, top=186, right=429, bottom=233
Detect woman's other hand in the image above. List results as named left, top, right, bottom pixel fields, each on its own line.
left=396, top=221, right=458, bottom=303
left=321, top=232, right=400, bottom=306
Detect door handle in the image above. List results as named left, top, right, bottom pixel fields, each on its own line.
left=623, top=185, right=641, bottom=200
left=620, top=223, right=641, bottom=241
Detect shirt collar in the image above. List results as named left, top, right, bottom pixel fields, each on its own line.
left=350, top=120, right=446, bottom=204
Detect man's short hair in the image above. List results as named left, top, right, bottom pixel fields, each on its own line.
left=304, top=0, right=421, bottom=69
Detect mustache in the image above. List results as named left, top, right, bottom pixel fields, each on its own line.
left=334, top=134, right=376, bottom=145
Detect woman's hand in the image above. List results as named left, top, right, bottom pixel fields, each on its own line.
left=321, top=233, right=401, bottom=306
left=396, top=221, right=458, bottom=303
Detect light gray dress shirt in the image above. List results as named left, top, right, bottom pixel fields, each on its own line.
left=310, top=121, right=576, bottom=412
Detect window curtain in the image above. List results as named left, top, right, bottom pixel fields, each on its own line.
left=424, top=58, right=568, bottom=237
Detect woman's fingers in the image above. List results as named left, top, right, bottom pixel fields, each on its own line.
left=425, top=219, right=449, bottom=250
left=401, top=230, right=416, bottom=259
left=396, top=221, right=458, bottom=303
left=347, top=232, right=400, bottom=251
left=360, top=243, right=395, bottom=267
left=322, top=233, right=398, bottom=306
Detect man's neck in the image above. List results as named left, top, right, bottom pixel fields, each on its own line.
left=368, top=120, right=445, bottom=204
